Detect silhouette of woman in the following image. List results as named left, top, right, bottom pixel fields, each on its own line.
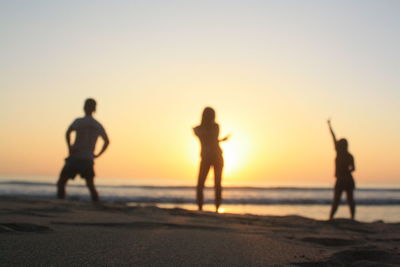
left=193, top=107, right=229, bottom=212
left=327, top=119, right=356, bottom=220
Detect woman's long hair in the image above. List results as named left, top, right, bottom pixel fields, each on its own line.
left=201, top=107, right=216, bottom=127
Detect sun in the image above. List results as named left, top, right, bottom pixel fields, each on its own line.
left=222, top=143, right=240, bottom=175
left=220, top=133, right=249, bottom=178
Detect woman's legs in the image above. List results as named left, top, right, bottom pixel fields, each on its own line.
left=329, top=187, right=342, bottom=220
left=197, top=160, right=210, bottom=211
left=346, top=189, right=356, bottom=220
left=214, top=163, right=223, bottom=212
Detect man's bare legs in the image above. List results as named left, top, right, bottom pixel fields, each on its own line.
left=86, top=177, right=99, bottom=202
left=57, top=175, right=69, bottom=199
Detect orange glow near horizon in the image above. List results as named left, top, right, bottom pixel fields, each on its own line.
left=1, top=1, right=400, bottom=186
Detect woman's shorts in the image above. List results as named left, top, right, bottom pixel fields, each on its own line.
left=201, top=154, right=224, bottom=167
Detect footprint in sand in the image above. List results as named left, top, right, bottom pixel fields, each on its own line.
left=301, top=237, right=362, bottom=247
left=0, top=223, right=52, bottom=233
left=293, top=248, right=400, bottom=267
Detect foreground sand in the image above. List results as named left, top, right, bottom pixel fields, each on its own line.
left=1, top=197, right=399, bottom=266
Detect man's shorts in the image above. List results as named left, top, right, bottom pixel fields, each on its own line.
left=60, top=157, right=95, bottom=179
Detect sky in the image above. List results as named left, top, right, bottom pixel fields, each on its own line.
left=0, top=1, right=399, bottom=186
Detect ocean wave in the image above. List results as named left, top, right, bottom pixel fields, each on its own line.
left=2, top=180, right=400, bottom=205
left=1, top=180, right=399, bottom=192
left=2, top=192, right=400, bottom=205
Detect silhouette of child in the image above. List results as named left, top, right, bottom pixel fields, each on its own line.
left=327, top=119, right=356, bottom=220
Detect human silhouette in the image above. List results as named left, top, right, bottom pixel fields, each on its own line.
left=57, top=98, right=109, bottom=202
left=193, top=107, right=230, bottom=212
left=327, top=119, right=356, bottom=220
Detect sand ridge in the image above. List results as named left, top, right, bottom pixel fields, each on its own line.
left=1, top=197, right=399, bottom=266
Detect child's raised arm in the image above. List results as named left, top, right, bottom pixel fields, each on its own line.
left=327, top=119, right=337, bottom=148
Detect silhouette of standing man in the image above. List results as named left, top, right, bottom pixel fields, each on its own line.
left=57, top=98, right=109, bottom=202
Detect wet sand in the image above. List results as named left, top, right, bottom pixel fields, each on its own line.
left=1, top=197, right=400, bottom=266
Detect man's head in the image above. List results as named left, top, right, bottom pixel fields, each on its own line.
left=84, top=98, right=96, bottom=115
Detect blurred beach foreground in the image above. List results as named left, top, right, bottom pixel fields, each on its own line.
left=1, top=197, right=400, bottom=266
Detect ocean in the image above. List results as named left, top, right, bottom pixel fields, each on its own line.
left=1, top=175, right=399, bottom=222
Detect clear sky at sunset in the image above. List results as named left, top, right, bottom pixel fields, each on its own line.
left=1, top=1, right=399, bottom=186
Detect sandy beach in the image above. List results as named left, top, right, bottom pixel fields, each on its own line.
left=1, top=197, right=399, bottom=266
